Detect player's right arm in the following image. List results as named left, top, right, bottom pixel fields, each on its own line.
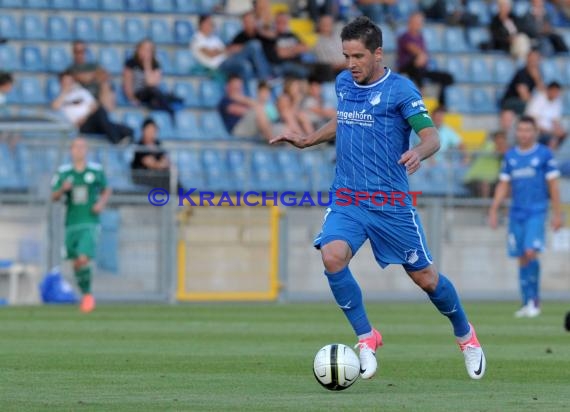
left=488, top=180, right=510, bottom=229
left=269, top=117, right=337, bottom=148
left=51, top=171, right=72, bottom=201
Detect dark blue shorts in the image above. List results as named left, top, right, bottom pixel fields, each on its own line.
left=313, top=204, right=433, bottom=272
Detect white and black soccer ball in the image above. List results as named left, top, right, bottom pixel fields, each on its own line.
left=313, top=343, right=360, bottom=391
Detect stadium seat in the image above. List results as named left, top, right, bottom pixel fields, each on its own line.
left=27, top=0, right=49, bottom=8
left=174, top=49, right=198, bottom=75
left=149, top=19, right=174, bottom=44
left=0, top=15, right=20, bottom=39
left=126, top=0, right=148, bottom=12
left=21, top=46, right=45, bottom=72
left=1, top=0, right=22, bottom=7
left=100, top=17, right=124, bottom=43
left=47, top=46, right=71, bottom=73
left=22, top=14, right=47, bottom=40
left=563, top=62, right=570, bottom=87
left=173, top=81, right=199, bottom=107
left=199, top=80, right=224, bottom=108
left=252, top=150, right=281, bottom=191
left=393, top=0, right=417, bottom=22
left=513, top=1, right=530, bottom=17
left=301, top=150, right=333, bottom=192
left=226, top=149, right=252, bottom=191
left=422, top=25, right=443, bottom=53
left=220, top=19, right=242, bottom=44
left=18, top=76, right=47, bottom=104
left=101, top=0, right=125, bottom=10
left=445, top=56, right=469, bottom=83
left=74, top=17, right=98, bottom=42
left=470, top=88, right=496, bottom=114
left=202, top=148, right=232, bottom=192
left=174, top=111, right=202, bottom=139
left=494, top=58, right=515, bottom=84
left=77, top=0, right=99, bottom=9
left=445, top=86, right=470, bottom=113
left=564, top=91, right=570, bottom=116
left=201, top=111, right=230, bottom=139
left=467, top=27, right=491, bottom=50
left=276, top=150, right=310, bottom=191
left=467, top=1, right=491, bottom=25
left=443, top=27, right=469, bottom=53
left=122, top=111, right=145, bottom=140
left=124, top=18, right=146, bottom=43
left=51, top=0, right=74, bottom=9
left=381, top=26, right=396, bottom=52
left=46, top=76, right=61, bottom=100
left=200, top=0, right=220, bottom=14
left=0, top=45, right=19, bottom=72
left=99, top=47, right=123, bottom=75
left=177, top=149, right=206, bottom=189
left=155, top=49, right=174, bottom=75
left=150, top=0, right=174, bottom=12
left=48, top=15, right=72, bottom=41
left=174, top=20, right=194, bottom=45
left=175, top=0, right=200, bottom=13
left=148, top=111, right=174, bottom=139
left=541, top=60, right=561, bottom=83
left=470, top=58, right=493, bottom=84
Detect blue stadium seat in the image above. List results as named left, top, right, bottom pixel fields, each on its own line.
left=100, top=17, right=124, bottom=43
left=22, top=14, right=47, bottom=40
left=51, top=0, right=74, bottom=9
left=422, top=26, right=443, bottom=53
left=101, top=0, right=125, bottom=10
left=226, top=149, right=252, bottom=191
left=276, top=150, right=311, bottom=191
left=470, top=58, right=493, bottom=84
left=199, top=0, right=220, bottom=14
left=563, top=62, right=570, bottom=87
left=175, top=20, right=194, bottom=45
left=1, top=0, right=22, bottom=7
left=74, top=16, right=98, bottom=42
left=18, top=76, right=47, bottom=104
left=177, top=150, right=206, bottom=189
left=393, top=0, right=417, bottom=22
left=202, top=148, right=232, bottom=192
left=494, top=58, right=515, bottom=84
left=199, top=80, right=224, bottom=108
left=564, top=91, right=570, bottom=116
left=124, top=18, right=146, bottom=43
left=122, top=111, right=144, bottom=140
left=541, top=60, right=562, bottom=83
left=470, top=88, right=496, bottom=114
left=174, top=49, right=198, bottom=75
left=174, top=111, right=202, bottom=139
left=321, top=82, right=337, bottom=108
left=150, top=111, right=175, bottom=139
left=445, top=56, right=469, bottom=83
left=513, top=1, right=530, bottom=17
left=46, top=76, right=60, bottom=100
left=443, top=27, right=469, bottom=53
left=221, top=19, right=242, bottom=44
left=0, top=45, right=19, bottom=71
left=467, top=1, right=491, bottom=25
left=99, top=47, right=123, bottom=75
left=149, top=19, right=174, bottom=44
left=301, top=150, right=333, bottom=192
left=48, top=15, right=72, bottom=41
left=201, top=111, right=230, bottom=139
left=252, top=150, right=280, bottom=191
left=21, top=46, right=44, bottom=72
left=27, top=0, right=49, bottom=8
left=126, top=0, right=148, bottom=12
left=0, top=15, right=20, bottom=39
left=47, top=46, right=71, bottom=73
left=150, top=0, right=173, bottom=12
left=467, top=27, right=490, bottom=50
left=173, top=81, right=199, bottom=107
left=445, top=86, right=470, bottom=113
left=175, top=0, right=200, bottom=13
left=77, top=0, right=99, bottom=9
left=155, top=49, right=174, bottom=75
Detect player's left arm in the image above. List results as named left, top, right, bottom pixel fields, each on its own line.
left=545, top=151, right=563, bottom=230
left=399, top=114, right=440, bottom=175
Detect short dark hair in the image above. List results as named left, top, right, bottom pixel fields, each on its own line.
left=58, top=69, right=73, bottom=80
left=0, top=71, right=13, bottom=87
left=547, top=81, right=561, bottom=89
left=198, top=14, right=212, bottom=27
left=340, top=16, right=383, bottom=53
left=518, top=115, right=537, bottom=129
left=142, top=117, right=157, bottom=130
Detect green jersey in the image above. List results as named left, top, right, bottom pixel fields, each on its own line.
left=51, top=162, right=108, bottom=227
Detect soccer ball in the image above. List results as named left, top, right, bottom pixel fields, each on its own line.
left=313, top=343, right=360, bottom=391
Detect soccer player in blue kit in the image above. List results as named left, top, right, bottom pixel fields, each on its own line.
left=271, top=16, right=486, bottom=380
left=489, top=116, right=563, bottom=318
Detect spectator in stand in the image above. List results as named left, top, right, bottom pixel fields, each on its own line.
left=191, top=14, right=273, bottom=92
left=525, top=81, right=567, bottom=149
left=131, top=118, right=177, bottom=190
left=397, top=12, right=454, bottom=106
left=499, top=109, right=518, bottom=147
left=489, top=0, right=532, bottom=61
left=68, top=41, right=116, bottom=112
left=269, top=12, right=311, bottom=78
left=307, top=0, right=337, bottom=22
left=430, top=106, right=465, bottom=164
left=500, top=49, right=545, bottom=115
left=314, top=15, right=345, bottom=78
left=123, top=39, right=182, bottom=118
left=356, top=0, right=396, bottom=26
left=229, top=11, right=274, bottom=67
left=0, top=71, right=14, bottom=114
left=302, top=77, right=336, bottom=130
left=519, top=0, right=568, bottom=55
left=53, top=71, right=133, bottom=145
left=277, top=77, right=314, bottom=135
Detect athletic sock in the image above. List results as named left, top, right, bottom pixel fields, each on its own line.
left=75, top=265, right=92, bottom=294
left=519, top=262, right=531, bottom=306
left=325, top=267, right=372, bottom=337
left=527, top=259, right=540, bottom=306
left=427, top=274, right=470, bottom=338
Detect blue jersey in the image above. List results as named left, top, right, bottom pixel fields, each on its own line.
left=332, top=69, right=428, bottom=212
left=499, top=143, right=559, bottom=219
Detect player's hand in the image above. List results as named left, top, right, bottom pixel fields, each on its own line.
left=398, top=150, right=421, bottom=175
left=488, top=209, right=498, bottom=229
left=551, top=213, right=563, bottom=231
left=92, top=202, right=104, bottom=214
left=269, top=131, right=309, bottom=149
left=62, top=180, right=73, bottom=192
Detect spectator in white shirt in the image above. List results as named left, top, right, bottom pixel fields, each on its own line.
left=525, top=81, right=566, bottom=149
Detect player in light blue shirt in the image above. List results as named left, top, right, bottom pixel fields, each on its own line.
left=489, top=115, right=562, bottom=318
left=271, top=16, right=485, bottom=381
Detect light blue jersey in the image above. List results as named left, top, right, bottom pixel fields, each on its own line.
left=499, top=143, right=560, bottom=219
left=333, top=68, right=428, bottom=212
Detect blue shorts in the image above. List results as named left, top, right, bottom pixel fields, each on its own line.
left=313, top=205, right=433, bottom=272
left=508, top=213, right=546, bottom=257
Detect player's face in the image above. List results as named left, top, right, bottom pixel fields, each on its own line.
left=516, top=122, right=537, bottom=149
left=342, top=39, right=383, bottom=85
left=70, top=139, right=88, bottom=163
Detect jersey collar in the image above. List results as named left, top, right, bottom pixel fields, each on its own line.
left=353, top=67, right=391, bottom=88
left=515, top=143, right=539, bottom=155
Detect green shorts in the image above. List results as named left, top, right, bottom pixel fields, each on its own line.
left=65, top=225, right=98, bottom=260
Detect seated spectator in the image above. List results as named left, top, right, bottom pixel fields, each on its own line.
left=218, top=76, right=284, bottom=141
left=499, top=108, right=518, bottom=147
left=302, top=77, right=336, bottom=130
left=277, top=77, right=314, bottom=135
left=525, top=81, right=567, bottom=149
left=53, top=71, right=133, bottom=145
left=191, top=14, right=273, bottom=92
left=68, top=41, right=116, bottom=112
left=397, top=12, right=454, bottom=106
left=268, top=12, right=311, bottom=78
left=463, top=131, right=509, bottom=198
left=500, top=49, right=545, bottom=115
left=313, top=15, right=345, bottom=80
left=307, top=0, right=337, bottom=22
left=229, top=11, right=274, bottom=70
left=123, top=39, right=182, bottom=118
left=131, top=118, right=177, bottom=190
left=430, top=106, right=465, bottom=164
left=0, top=71, right=14, bottom=114
left=356, top=0, right=396, bottom=26
left=489, top=0, right=531, bottom=61
left=519, top=0, right=568, bottom=55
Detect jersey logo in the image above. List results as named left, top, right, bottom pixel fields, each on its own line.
left=338, top=90, right=345, bottom=101
left=509, top=158, right=517, bottom=166
left=368, top=91, right=382, bottom=106
left=84, top=172, right=95, bottom=184
left=404, top=249, right=419, bottom=265
left=530, top=157, right=540, bottom=167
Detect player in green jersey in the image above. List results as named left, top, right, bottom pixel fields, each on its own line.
left=51, top=137, right=111, bottom=312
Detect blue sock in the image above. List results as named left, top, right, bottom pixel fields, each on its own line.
left=527, top=259, right=540, bottom=305
left=427, top=274, right=470, bottom=338
left=519, top=263, right=531, bottom=305
left=325, top=267, right=372, bottom=337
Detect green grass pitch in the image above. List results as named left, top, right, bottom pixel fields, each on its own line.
left=1, top=302, right=569, bottom=411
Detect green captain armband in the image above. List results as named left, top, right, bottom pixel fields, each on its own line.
left=408, top=112, right=435, bottom=133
